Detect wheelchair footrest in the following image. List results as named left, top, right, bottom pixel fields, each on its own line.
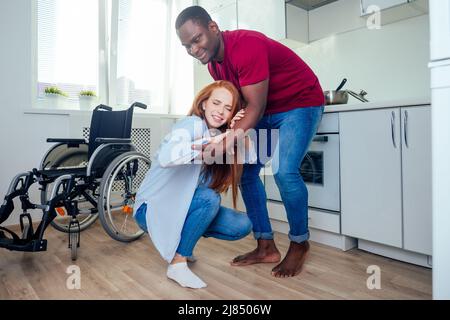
left=0, top=237, right=47, bottom=252
left=0, top=200, right=14, bottom=225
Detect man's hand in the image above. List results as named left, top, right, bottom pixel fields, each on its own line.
left=230, top=109, right=245, bottom=129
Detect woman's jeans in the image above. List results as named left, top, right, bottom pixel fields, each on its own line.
left=134, top=185, right=253, bottom=258
left=240, top=106, right=324, bottom=244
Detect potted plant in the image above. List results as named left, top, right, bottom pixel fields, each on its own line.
left=78, top=90, right=98, bottom=111
left=44, top=86, right=68, bottom=109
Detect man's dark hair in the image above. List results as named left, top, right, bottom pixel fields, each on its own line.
left=175, top=6, right=212, bottom=30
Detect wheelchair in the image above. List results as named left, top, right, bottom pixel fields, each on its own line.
left=0, top=102, right=152, bottom=260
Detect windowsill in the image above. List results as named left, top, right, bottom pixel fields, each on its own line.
left=24, top=104, right=185, bottom=119
left=24, top=107, right=86, bottom=116
left=26, top=98, right=97, bottom=115
left=24, top=98, right=186, bottom=119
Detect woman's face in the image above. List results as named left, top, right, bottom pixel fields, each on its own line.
left=202, top=87, right=233, bottom=128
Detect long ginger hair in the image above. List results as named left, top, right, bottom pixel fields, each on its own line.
left=188, top=81, right=243, bottom=209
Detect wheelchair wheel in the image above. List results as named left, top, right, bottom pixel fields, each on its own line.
left=41, top=181, right=99, bottom=233
left=98, top=151, right=151, bottom=242
left=40, top=146, right=98, bottom=233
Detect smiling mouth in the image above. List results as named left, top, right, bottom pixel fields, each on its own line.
left=212, top=115, right=223, bottom=123
left=197, top=51, right=207, bottom=60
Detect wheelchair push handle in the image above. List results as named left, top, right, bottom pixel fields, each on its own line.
left=93, top=102, right=147, bottom=112
left=131, top=102, right=147, bottom=110
left=94, top=104, right=113, bottom=112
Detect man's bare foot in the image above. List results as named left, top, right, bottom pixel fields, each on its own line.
left=230, top=239, right=281, bottom=266
left=271, top=241, right=310, bottom=278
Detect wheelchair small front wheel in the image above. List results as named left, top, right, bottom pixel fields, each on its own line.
left=70, top=231, right=79, bottom=261
left=98, top=151, right=151, bottom=242
left=41, top=180, right=99, bottom=233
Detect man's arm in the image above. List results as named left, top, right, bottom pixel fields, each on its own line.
left=234, top=79, right=269, bottom=131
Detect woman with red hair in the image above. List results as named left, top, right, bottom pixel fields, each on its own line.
left=134, top=80, right=254, bottom=289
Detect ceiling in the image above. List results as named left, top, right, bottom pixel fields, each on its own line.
left=285, top=0, right=339, bottom=11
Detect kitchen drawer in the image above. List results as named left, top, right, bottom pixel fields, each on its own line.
left=317, top=112, right=339, bottom=133
left=267, top=201, right=340, bottom=234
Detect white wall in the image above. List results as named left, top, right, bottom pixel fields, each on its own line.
left=295, top=13, right=430, bottom=103
left=0, top=0, right=71, bottom=225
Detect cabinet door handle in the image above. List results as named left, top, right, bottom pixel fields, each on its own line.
left=391, top=111, right=397, bottom=148
left=404, top=110, right=409, bottom=148
left=312, top=135, right=329, bottom=143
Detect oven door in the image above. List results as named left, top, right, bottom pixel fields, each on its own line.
left=264, top=133, right=340, bottom=212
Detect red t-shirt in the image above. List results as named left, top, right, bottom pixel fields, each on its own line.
left=208, top=30, right=325, bottom=115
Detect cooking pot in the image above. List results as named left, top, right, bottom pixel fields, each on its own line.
left=324, top=78, right=348, bottom=105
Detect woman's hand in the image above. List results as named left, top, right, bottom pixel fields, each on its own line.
left=230, top=109, right=245, bottom=129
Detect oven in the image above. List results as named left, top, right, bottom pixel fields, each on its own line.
left=264, top=112, right=340, bottom=212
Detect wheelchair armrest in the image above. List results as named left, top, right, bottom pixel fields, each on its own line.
left=95, top=138, right=131, bottom=144
left=47, top=138, right=87, bottom=144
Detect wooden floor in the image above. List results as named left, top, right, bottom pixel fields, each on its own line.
left=0, top=220, right=431, bottom=300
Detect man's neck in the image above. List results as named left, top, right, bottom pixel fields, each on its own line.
left=213, top=32, right=225, bottom=63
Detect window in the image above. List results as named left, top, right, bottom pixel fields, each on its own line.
left=37, top=0, right=99, bottom=101
left=36, top=0, right=194, bottom=114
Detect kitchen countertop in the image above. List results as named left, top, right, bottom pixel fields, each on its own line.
left=24, top=98, right=431, bottom=117
left=324, top=97, right=431, bottom=113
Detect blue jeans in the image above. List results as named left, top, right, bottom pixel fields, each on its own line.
left=134, top=185, right=252, bottom=258
left=239, top=106, right=324, bottom=243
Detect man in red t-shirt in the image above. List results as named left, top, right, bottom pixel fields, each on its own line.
left=176, top=6, right=324, bottom=278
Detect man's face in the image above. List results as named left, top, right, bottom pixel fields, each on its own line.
left=177, top=20, right=220, bottom=64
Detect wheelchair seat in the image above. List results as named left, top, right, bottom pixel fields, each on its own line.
left=37, top=167, right=87, bottom=178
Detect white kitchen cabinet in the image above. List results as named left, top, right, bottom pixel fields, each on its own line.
left=237, top=0, right=286, bottom=40
left=198, top=0, right=236, bottom=13
left=285, top=3, right=308, bottom=45
left=197, top=0, right=285, bottom=39
left=401, top=106, right=432, bottom=255
left=340, top=108, right=403, bottom=248
left=340, top=106, right=432, bottom=254
left=360, top=0, right=408, bottom=15
left=429, top=0, right=450, bottom=61
left=198, top=0, right=238, bottom=31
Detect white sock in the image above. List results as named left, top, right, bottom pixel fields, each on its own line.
left=166, top=262, right=207, bottom=289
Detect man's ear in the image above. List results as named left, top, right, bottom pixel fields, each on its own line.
left=208, top=21, right=220, bottom=34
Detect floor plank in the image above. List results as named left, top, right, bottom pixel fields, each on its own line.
left=0, top=220, right=432, bottom=300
